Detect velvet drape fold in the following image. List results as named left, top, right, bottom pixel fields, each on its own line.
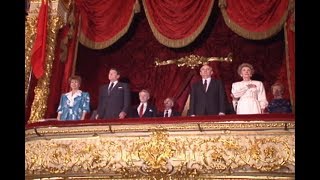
left=284, top=9, right=295, bottom=112
left=219, top=0, right=292, bottom=40
left=76, top=0, right=139, bottom=50
left=142, top=0, right=214, bottom=48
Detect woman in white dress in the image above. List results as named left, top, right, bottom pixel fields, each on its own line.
left=231, top=63, right=268, bottom=114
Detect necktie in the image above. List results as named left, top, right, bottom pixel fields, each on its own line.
left=203, top=79, right=207, bottom=92
left=108, top=82, right=114, bottom=95
left=139, top=103, right=144, bottom=117
left=164, top=110, right=169, bottom=117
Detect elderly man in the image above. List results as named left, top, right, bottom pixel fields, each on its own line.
left=157, top=97, right=181, bottom=117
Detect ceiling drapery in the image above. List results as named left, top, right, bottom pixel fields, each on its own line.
left=142, top=0, right=214, bottom=48
left=75, top=0, right=293, bottom=49
left=76, top=0, right=140, bottom=50
left=219, top=0, right=293, bottom=40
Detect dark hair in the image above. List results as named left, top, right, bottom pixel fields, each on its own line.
left=110, top=68, right=121, bottom=76
left=68, top=75, right=82, bottom=84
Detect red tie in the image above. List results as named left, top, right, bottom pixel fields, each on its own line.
left=139, top=103, right=144, bottom=117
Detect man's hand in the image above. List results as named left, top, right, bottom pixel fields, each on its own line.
left=119, top=112, right=127, bottom=119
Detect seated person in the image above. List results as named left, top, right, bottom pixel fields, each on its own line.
left=157, top=97, right=181, bottom=117
left=130, top=89, right=157, bottom=118
left=267, top=82, right=292, bottom=113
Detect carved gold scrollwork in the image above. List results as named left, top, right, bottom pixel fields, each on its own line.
left=247, top=137, right=291, bottom=172
left=25, top=124, right=295, bottom=179
left=155, top=53, right=233, bottom=69
left=137, top=130, right=175, bottom=177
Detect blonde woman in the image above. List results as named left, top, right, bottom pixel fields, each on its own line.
left=231, top=63, right=268, bottom=114
left=266, top=82, right=292, bottom=113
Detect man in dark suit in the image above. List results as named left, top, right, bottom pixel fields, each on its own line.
left=189, top=64, right=226, bottom=116
left=157, top=97, right=180, bottom=117
left=96, top=68, right=131, bottom=119
left=130, top=89, right=157, bottom=118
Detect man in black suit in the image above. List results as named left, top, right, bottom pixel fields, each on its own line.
left=189, top=64, right=226, bottom=116
left=130, top=89, right=157, bottom=118
left=157, top=97, right=180, bottom=117
left=96, top=68, right=131, bottom=119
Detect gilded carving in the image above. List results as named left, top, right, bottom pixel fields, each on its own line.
left=137, top=130, right=175, bottom=176
left=247, top=137, right=291, bottom=172
left=155, top=53, right=233, bottom=69
left=28, top=15, right=63, bottom=123
left=26, top=125, right=295, bottom=179
left=25, top=16, right=37, bottom=101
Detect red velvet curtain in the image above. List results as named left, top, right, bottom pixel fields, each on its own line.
left=219, top=0, right=290, bottom=40
left=30, top=0, right=48, bottom=79
left=76, top=0, right=138, bottom=49
left=142, top=0, right=214, bottom=48
left=285, top=9, right=295, bottom=112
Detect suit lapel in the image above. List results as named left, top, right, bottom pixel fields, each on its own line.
left=109, top=82, right=120, bottom=94
left=207, top=80, right=215, bottom=92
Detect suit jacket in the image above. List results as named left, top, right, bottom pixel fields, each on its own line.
left=96, top=82, right=131, bottom=119
left=157, top=110, right=181, bottom=117
left=130, top=103, right=157, bottom=118
left=189, top=79, right=226, bottom=115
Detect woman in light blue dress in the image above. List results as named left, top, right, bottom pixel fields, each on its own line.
left=57, top=75, right=90, bottom=121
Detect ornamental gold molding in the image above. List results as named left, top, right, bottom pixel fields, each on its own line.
left=155, top=53, right=233, bottom=69
left=28, top=15, right=64, bottom=123
left=25, top=16, right=38, bottom=101
left=25, top=121, right=294, bottom=140
left=25, top=124, right=295, bottom=179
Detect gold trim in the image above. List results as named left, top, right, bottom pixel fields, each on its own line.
left=28, top=15, right=64, bottom=123
left=25, top=16, right=38, bottom=103
left=26, top=121, right=294, bottom=139
left=155, top=53, right=232, bottom=69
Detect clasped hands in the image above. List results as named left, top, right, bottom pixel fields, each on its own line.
left=247, top=84, right=256, bottom=89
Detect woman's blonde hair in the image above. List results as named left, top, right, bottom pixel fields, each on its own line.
left=237, top=63, right=254, bottom=76
left=271, top=82, right=284, bottom=94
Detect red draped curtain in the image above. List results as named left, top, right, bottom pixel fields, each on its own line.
left=77, top=0, right=140, bottom=49
left=142, top=0, right=214, bottom=48
left=219, top=0, right=291, bottom=40
left=284, top=8, right=295, bottom=112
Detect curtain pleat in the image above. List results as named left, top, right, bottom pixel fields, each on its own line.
left=142, top=0, right=214, bottom=48
left=219, top=0, right=291, bottom=40
left=76, top=0, right=139, bottom=49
